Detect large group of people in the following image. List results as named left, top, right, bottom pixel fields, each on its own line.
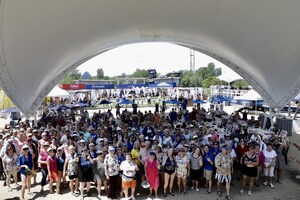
left=0, top=104, right=295, bottom=200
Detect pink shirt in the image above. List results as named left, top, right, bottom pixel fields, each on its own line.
left=40, top=150, right=48, bottom=169
left=47, top=155, right=57, bottom=172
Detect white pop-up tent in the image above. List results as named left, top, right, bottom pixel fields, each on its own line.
left=1, top=0, right=300, bottom=116
left=47, top=86, right=69, bottom=99
left=234, top=89, right=263, bottom=101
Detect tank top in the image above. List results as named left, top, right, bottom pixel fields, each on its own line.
left=67, top=154, right=78, bottom=176
left=164, top=156, right=175, bottom=171
left=243, top=152, right=257, bottom=163
left=190, top=153, right=201, bottom=170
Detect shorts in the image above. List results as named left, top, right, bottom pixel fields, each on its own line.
left=215, top=173, right=231, bottom=183
left=242, top=166, right=257, bottom=177
left=68, top=174, right=78, bottom=180
left=122, top=179, right=136, bottom=189
left=190, top=169, right=201, bottom=181
left=164, top=169, right=175, bottom=175
left=264, top=165, right=275, bottom=177
left=48, top=171, right=59, bottom=182
left=6, top=168, right=18, bottom=178
left=203, top=169, right=213, bottom=181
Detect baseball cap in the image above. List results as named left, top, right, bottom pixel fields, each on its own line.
left=22, top=144, right=29, bottom=150
left=108, top=146, right=115, bottom=151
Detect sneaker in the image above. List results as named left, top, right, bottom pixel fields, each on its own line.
left=270, top=183, right=275, bottom=189
left=8, top=187, right=12, bottom=192
left=98, top=194, right=101, bottom=199
left=248, top=191, right=252, bottom=196
left=240, top=189, right=244, bottom=194
left=191, top=186, right=194, bottom=190
left=196, top=188, right=199, bottom=192
left=296, top=175, right=300, bottom=179
left=263, top=182, right=268, bottom=186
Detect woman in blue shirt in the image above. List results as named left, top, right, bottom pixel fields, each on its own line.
left=78, top=150, right=94, bottom=199
left=203, top=145, right=214, bottom=194
left=17, top=144, right=33, bottom=200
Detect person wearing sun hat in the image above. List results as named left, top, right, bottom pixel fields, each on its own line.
left=215, top=143, right=233, bottom=200
left=17, top=144, right=33, bottom=200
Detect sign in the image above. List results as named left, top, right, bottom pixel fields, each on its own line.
left=60, top=84, right=85, bottom=90
left=85, top=84, right=114, bottom=89
left=116, top=84, right=146, bottom=89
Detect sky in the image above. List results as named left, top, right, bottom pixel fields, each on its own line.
left=77, top=42, right=241, bottom=78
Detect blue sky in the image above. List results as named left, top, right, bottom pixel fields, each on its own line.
left=77, top=42, right=239, bottom=77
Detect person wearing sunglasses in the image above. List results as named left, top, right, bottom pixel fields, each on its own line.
left=17, top=144, right=33, bottom=200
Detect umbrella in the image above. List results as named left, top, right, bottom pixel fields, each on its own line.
left=1, top=107, right=20, bottom=113
left=70, top=102, right=88, bottom=108
left=99, top=99, right=112, bottom=109
left=99, top=100, right=112, bottom=105
left=157, top=82, right=172, bottom=88
left=51, top=105, right=70, bottom=111
left=118, top=99, right=133, bottom=105
left=212, top=96, right=231, bottom=102
left=165, top=99, right=182, bottom=108
left=193, top=99, right=205, bottom=104
left=118, top=99, right=133, bottom=108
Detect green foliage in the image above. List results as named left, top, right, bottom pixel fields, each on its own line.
left=96, top=68, right=105, bottom=79
left=131, top=69, right=148, bottom=78
left=60, top=69, right=81, bottom=84
left=232, top=80, right=249, bottom=89
left=202, top=77, right=221, bottom=88
left=180, top=62, right=222, bottom=87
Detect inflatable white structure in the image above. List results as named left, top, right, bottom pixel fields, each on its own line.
left=0, top=0, right=300, bottom=116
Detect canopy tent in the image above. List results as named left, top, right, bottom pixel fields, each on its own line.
left=157, top=82, right=172, bottom=88
left=165, top=99, right=182, bottom=105
left=193, top=99, right=206, bottom=104
left=47, top=86, right=69, bottom=98
left=234, top=89, right=263, bottom=101
left=50, top=105, right=71, bottom=111
left=1, top=107, right=20, bottom=113
left=1, top=0, right=300, bottom=116
left=217, top=70, right=243, bottom=83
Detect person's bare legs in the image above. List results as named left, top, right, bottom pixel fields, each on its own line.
left=69, top=179, right=74, bottom=193
left=27, top=175, right=32, bottom=193
left=123, top=187, right=128, bottom=198
left=177, top=177, right=181, bottom=193
left=249, top=177, right=255, bottom=192
left=225, top=182, right=231, bottom=196
left=97, top=179, right=102, bottom=196
left=131, top=187, right=136, bottom=199
left=182, top=178, right=187, bottom=193
left=21, top=175, right=26, bottom=200
left=164, top=173, right=170, bottom=194
left=80, top=182, right=85, bottom=198
left=49, top=179, right=54, bottom=193
left=169, top=173, right=176, bottom=193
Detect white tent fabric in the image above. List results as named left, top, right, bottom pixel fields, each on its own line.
left=217, top=71, right=243, bottom=83
left=1, top=0, right=300, bottom=116
left=234, top=89, right=263, bottom=101
left=47, top=86, right=69, bottom=98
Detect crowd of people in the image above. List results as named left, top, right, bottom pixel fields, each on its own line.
left=0, top=105, right=295, bottom=200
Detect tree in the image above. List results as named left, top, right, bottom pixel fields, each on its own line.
left=96, top=68, right=105, bottom=79
left=131, top=69, right=148, bottom=78
left=232, top=80, right=249, bottom=89
left=202, top=77, right=221, bottom=88
left=60, top=69, right=81, bottom=84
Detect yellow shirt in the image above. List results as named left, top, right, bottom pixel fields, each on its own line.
left=131, top=148, right=141, bottom=166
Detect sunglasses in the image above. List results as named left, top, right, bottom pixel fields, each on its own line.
left=23, top=148, right=29, bottom=150
left=58, top=149, right=62, bottom=152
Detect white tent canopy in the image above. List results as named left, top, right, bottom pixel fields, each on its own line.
left=47, top=86, right=69, bottom=98
left=217, top=71, right=243, bottom=83
left=1, top=0, right=300, bottom=116
left=234, top=89, right=263, bottom=101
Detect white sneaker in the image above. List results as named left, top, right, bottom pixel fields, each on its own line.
left=240, top=189, right=244, bottom=194
left=270, top=183, right=275, bottom=189
left=191, top=186, right=194, bottom=190
left=131, top=196, right=136, bottom=200
left=248, top=191, right=252, bottom=196
left=98, top=194, right=101, bottom=199
left=196, top=188, right=199, bottom=192
left=296, top=175, right=300, bottom=179
left=263, top=182, right=268, bottom=186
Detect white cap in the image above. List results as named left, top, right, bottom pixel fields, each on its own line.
left=22, top=144, right=29, bottom=150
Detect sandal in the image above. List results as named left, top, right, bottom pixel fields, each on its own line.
left=217, top=191, right=222, bottom=197
left=163, top=192, right=167, bottom=197
left=207, top=190, right=211, bottom=194
left=183, top=190, right=188, bottom=195
left=169, top=192, right=175, bottom=196
left=226, top=195, right=233, bottom=200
